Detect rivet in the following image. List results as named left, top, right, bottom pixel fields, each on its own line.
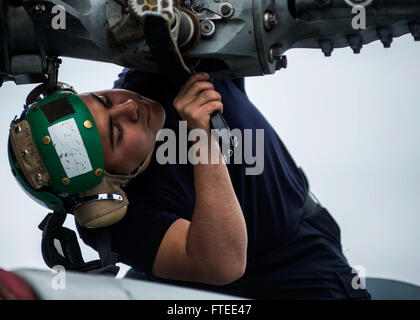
left=264, top=11, right=278, bottom=31
left=42, top=136, right=51, bottom=145
left=22, top=150, right=28, bottom=157
left=14, top=126, right=22, bottom=133
left=220, top=3, right=234, bottom=18
left=269, top=45, right=283, bottom=63
left=95, top=168, right=103, bottom=177
left=61, top=177, right=70, bottom=185
left=84, top=120, right=93, bottom=129
left=200, top=20, right=216, bottom=38
left=35, top=173, right=42, bottom=181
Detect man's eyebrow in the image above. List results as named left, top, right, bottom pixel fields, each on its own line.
left=91, top=92, right=109, bottom=108
left=90, top=93, right=114, bottom=150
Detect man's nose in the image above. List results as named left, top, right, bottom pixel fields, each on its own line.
left=111, top=99, right=138, bottom=122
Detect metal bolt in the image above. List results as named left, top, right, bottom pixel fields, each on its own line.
left=319, top=39, right=334, bottom=57
left=269, top=46, right=287, bottom=70
left=192, top=0, right=204, bottom=12
left=21, top=150, right=28, bottom=157
left=377, top=28, right=393, bottom=48
left=409, top=24, right=420, bottom=41
left=348, top=35, right=363, bottom=54
left=200, top=20, right=216, bottom=38
left=275, top=55, right=288, bottom=71
left=35, top=174, right=42, bottom=182
left=220, top=3, right=234, bottom=18
left=269, top=46, right=283, bottom=63
left=184, top=0, right=192, bottom=9
left=34, top=3, right=46, bottom=12
left=264, top=11, right=278, bottom=31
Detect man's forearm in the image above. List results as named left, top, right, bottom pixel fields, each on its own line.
left=186, top=137, right=248, bottom=284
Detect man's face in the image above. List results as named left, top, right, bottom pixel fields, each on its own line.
left=79, top=89, right=165, bottom=175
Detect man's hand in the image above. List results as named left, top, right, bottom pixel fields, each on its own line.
left=173, top=73, right=223, bottom=132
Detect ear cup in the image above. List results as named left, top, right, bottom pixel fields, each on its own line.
left=72, top=170, right=140, bottom=229
left=72, top=179, right=129, bottom=228
left=75, top=204, right=128, bottom=229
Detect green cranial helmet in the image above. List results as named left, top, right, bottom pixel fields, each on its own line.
left=8, top=83, right=104, bottom=215
left=9, top=83, right=140, bottom=229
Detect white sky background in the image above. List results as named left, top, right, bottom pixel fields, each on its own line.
left=0, top=34, right=419, bottom=286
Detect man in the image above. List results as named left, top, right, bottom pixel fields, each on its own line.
left=75, top=69, right=371, bottom=299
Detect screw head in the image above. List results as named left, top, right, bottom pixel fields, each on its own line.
left=275, top=55, right=288, bottom=70
left=220, top=4, right=234, bottom=18
left=264, top=12, right=278, bottom=31
left=34, top=3, right=46, bottom=11
left=42, top=136, right=51, bottom=145
left=319, top=39, right=334, bottom=57
left=269, top=46, right=283, bottom=63
left=84, top=120, right=93, bottom=129
left=200, top=20, right=216, bottom=38
left=192, top=0, right=204, bottom=11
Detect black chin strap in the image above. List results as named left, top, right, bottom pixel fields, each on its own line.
left=38, top=212, right=120, bottom=276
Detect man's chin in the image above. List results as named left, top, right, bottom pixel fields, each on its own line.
left=138, top=146, right=155, bottom=174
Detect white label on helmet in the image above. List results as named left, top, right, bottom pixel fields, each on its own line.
left=48, top=118, right=93, bottom=178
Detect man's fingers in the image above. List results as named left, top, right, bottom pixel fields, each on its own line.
left=179, top=73, right=210, bottom=97
left=201, top=100, right=224, bottom=115
left=178, top=81, right=215, bottom=107
left=191, top=90, right=221, bottom=107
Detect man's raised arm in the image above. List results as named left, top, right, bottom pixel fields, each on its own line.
left=152, top=73, right=247, bottom=285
